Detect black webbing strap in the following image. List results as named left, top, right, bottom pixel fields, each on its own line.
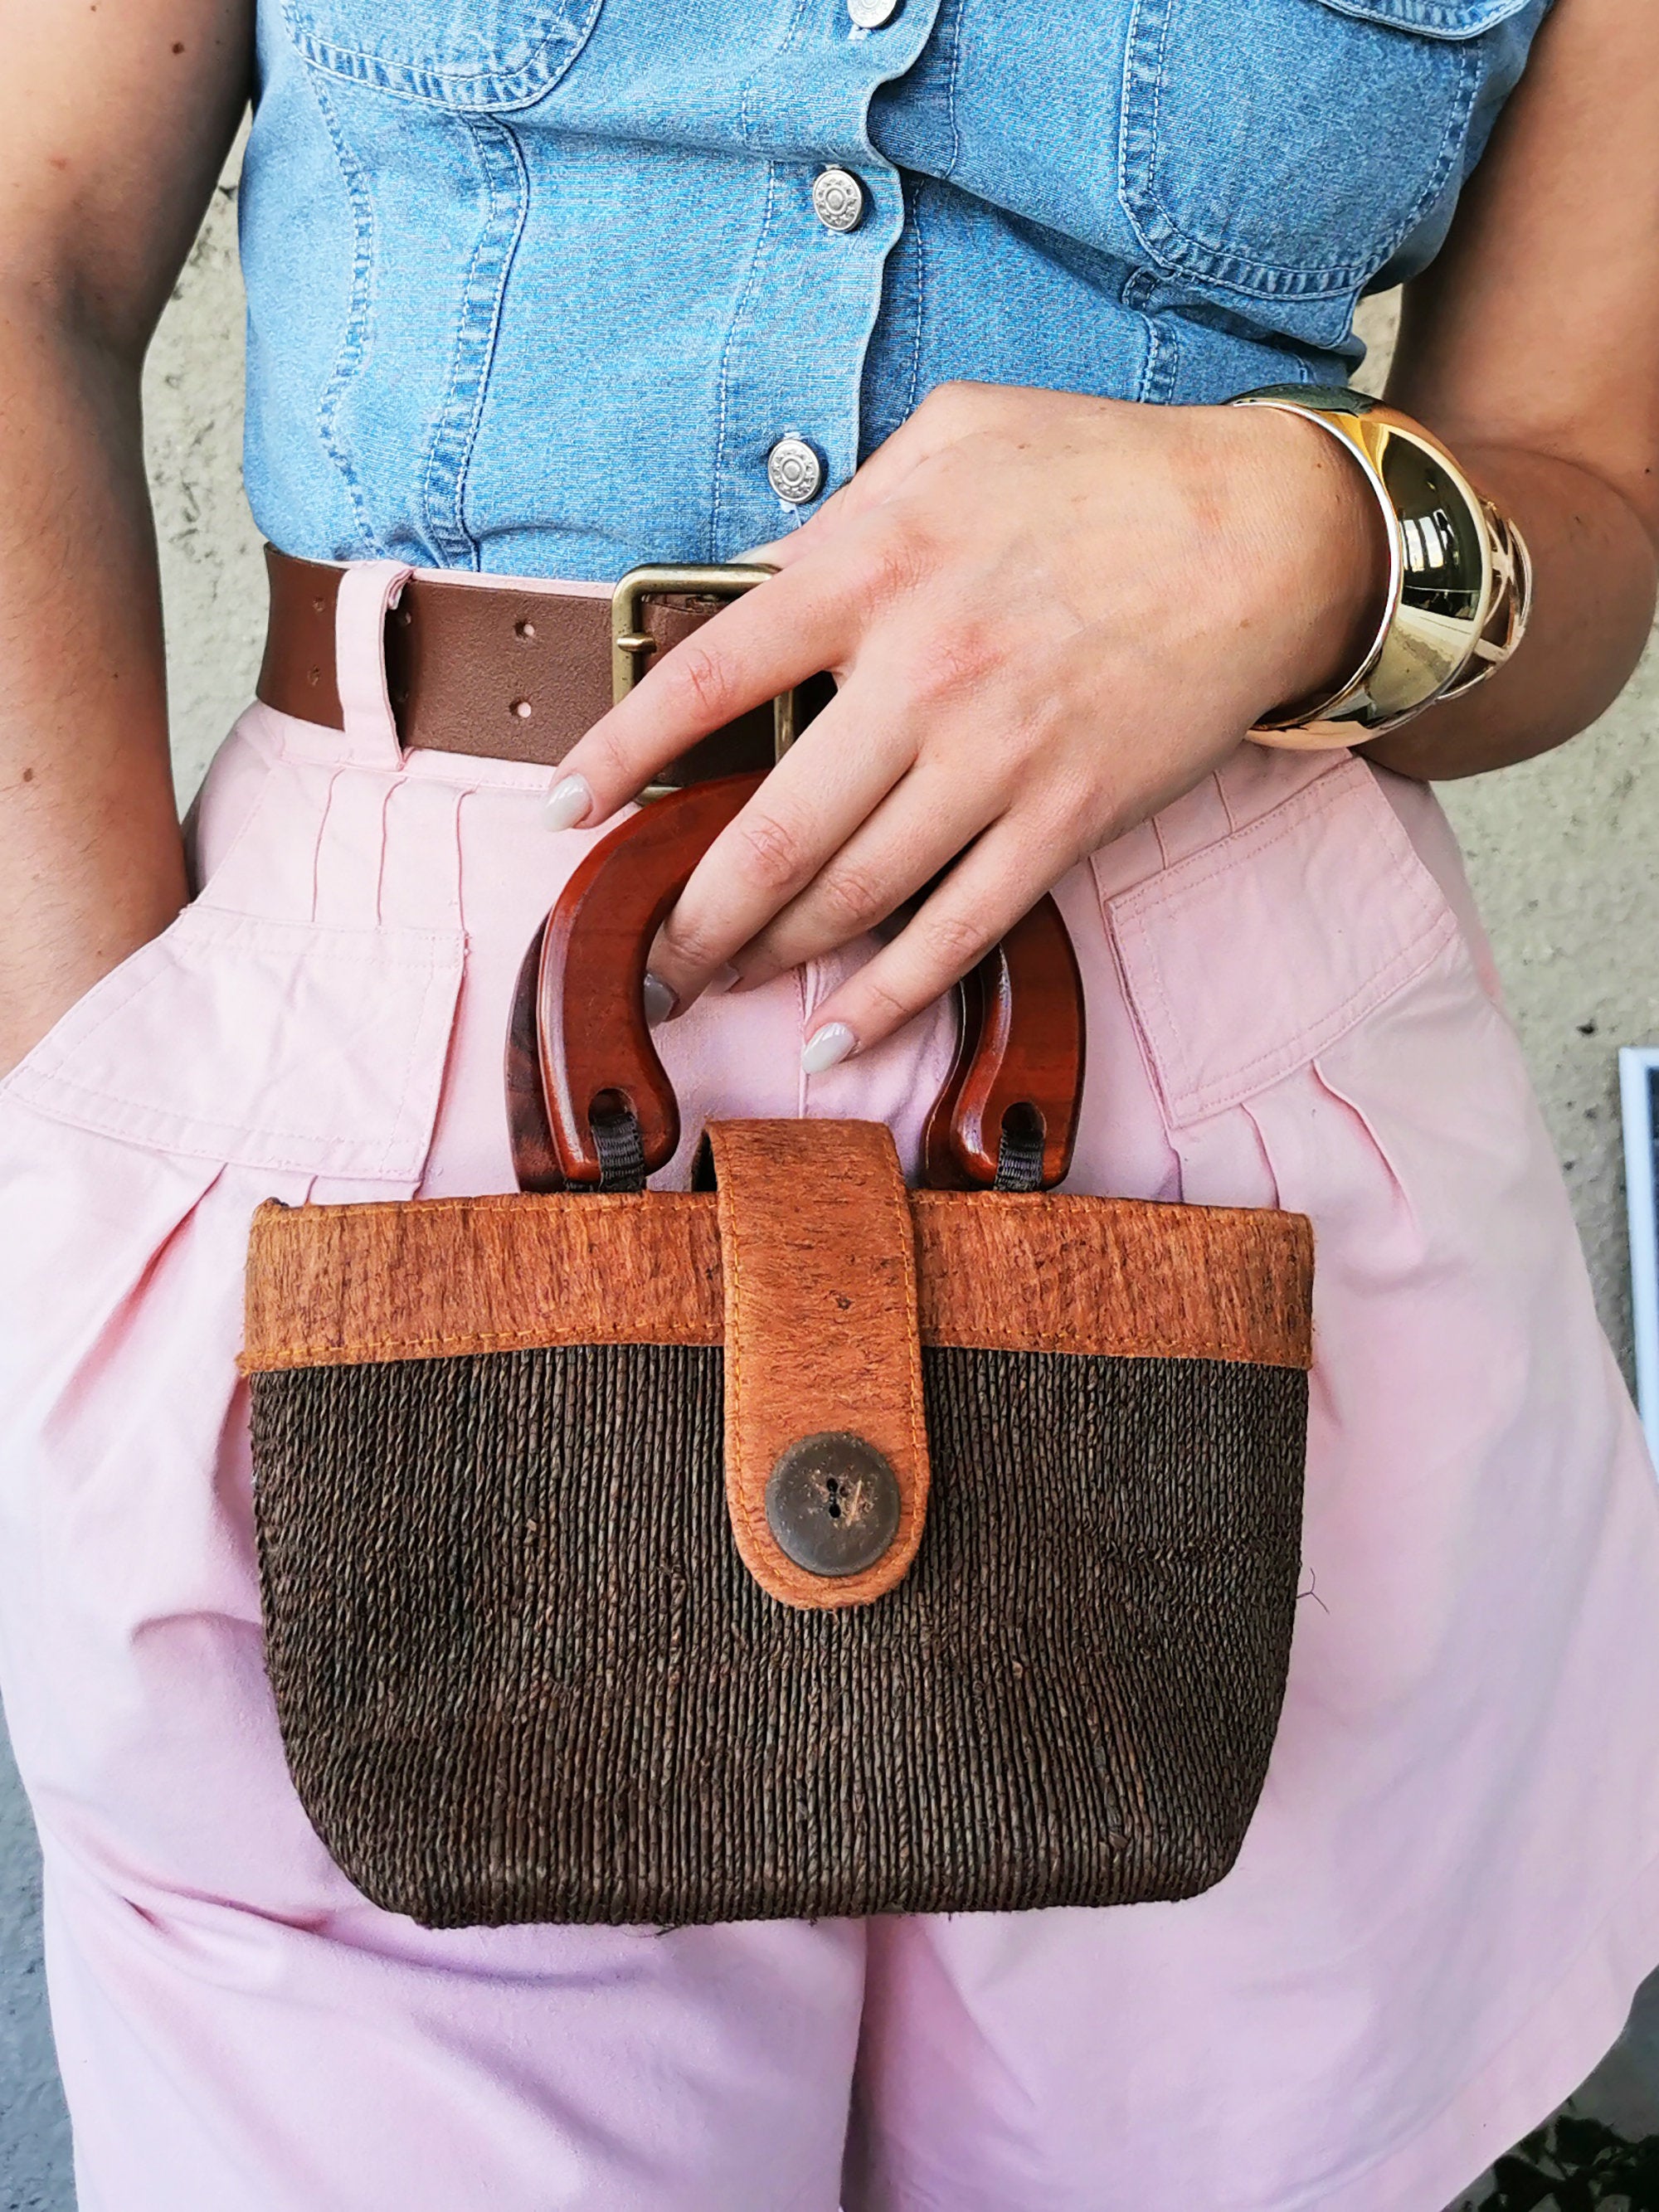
left=592, top=1110, right=648, bottom=1193
left=992, top=1110, right=1045, bottom=1194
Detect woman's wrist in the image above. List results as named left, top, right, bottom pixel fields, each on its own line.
left=1222, top=402, right=1394, bottom=725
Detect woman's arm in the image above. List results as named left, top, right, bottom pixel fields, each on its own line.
left=552, top=0, right=1659, bottom=1066
left=1370, top=0, right=1659, bottom=777
left=0, top=0, right=251, bottom=1072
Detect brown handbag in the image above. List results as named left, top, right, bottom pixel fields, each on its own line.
left=241, top=775, right=1313, bottom=1930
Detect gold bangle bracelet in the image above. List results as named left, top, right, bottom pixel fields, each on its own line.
left=1229, top=386, right=1532, bottom=752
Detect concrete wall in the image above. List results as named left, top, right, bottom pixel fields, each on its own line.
left=3, top=180, right=1657, bottom=2205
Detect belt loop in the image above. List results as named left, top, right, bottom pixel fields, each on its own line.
left=334, top=559, right=415, bottom=767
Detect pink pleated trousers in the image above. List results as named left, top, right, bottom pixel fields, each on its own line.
left=3, top=561, right=1659, bottom=2212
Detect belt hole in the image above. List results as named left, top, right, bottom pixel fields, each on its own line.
left=514, top=619, right=537, bottom=641
left=511, top=698, right=533, bottom=719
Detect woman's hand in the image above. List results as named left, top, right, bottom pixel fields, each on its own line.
left=548, top=383, right=1384, bottom=1068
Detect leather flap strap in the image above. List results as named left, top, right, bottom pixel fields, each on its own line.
left=707, top=1121, right=931, bottom=1612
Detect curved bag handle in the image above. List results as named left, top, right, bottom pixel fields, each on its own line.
left=504, top=773, right=1085, bottom=1192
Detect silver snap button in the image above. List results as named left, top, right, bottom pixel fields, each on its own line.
left=811, top=168, right=866, bottom=234
left=766, top=1432, right=902, bottom=1578
left=766, top=435, right=825, bottom=506
left=847, top=0, right=899, bottom=22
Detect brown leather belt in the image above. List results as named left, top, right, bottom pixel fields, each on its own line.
left=255, top=546, right=814, bottom=783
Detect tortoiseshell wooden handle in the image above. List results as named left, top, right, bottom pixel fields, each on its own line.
left=506, top=773, right=1084, bottom=1190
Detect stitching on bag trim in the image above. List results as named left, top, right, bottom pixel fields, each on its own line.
left=240, top=1327, right=1306, bottom=1370
left=889, top=1141, right=930, bottom=1515
left=721, top=1137, right=750, bottom=1543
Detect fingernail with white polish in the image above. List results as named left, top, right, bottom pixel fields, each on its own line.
left=543, top=774, right=594, bottom=832
left=642, top=971, right=676, bottom=1028
left=800, top=1022, right=857, bottom=1075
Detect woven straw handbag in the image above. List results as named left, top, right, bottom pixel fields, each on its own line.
left=241, top=773, right=1313, bottom=1930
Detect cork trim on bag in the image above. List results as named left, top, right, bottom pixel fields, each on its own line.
left=241, top=1184, right=1314, bottom=1374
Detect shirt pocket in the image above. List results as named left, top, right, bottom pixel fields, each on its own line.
left=0, top=902, right=465, bottom=1186
left=1119, top=0, right=1545, bottom=305
left=279, top=0, right=606, bottom=109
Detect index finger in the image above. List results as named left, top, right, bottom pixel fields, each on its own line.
left=545, top=555, right=857, bottom=829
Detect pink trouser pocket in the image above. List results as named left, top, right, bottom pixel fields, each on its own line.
left=1, top=902, right=465, bottom=1181
left=0, top=727, right=466, bottom=1923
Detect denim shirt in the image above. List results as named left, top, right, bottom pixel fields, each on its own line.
left=240, top=0, right=1549, bottom=580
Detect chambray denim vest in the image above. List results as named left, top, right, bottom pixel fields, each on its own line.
left=241, top=0, right=1548, bottom=579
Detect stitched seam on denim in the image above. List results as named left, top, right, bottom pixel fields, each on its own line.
left=1118, top=0, right=1479, bottom=299
left=1125, top=270, right=1180, bottom=406
left=307, top=73, right=378, bottom=557
left=281, top=1, right=599, bottom=109
left=1319, top=0, right=1533, bottom=32
left=421, top=114, right=529, bottom=570
left=943, top=0, right=966, bottom=182
left=781, top=0, right=818, bottom=61
left=1111, top=768, right=1456, bottom=1124
left=710, top=161, right=781, bottom=557
left=903, top=179, right=928, bottom=421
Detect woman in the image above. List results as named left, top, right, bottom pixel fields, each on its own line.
left=2, top=0, right=1657, bottom=2204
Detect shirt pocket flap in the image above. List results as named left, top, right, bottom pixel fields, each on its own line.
left=1118, top=0, right=1548, bottom=306
left=280, top=0, right=605, bottom=109
left=1312, top=0, right=1537, bottom=36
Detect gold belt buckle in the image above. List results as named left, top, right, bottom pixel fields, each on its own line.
left=611, top=564, right=795, bottom=802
